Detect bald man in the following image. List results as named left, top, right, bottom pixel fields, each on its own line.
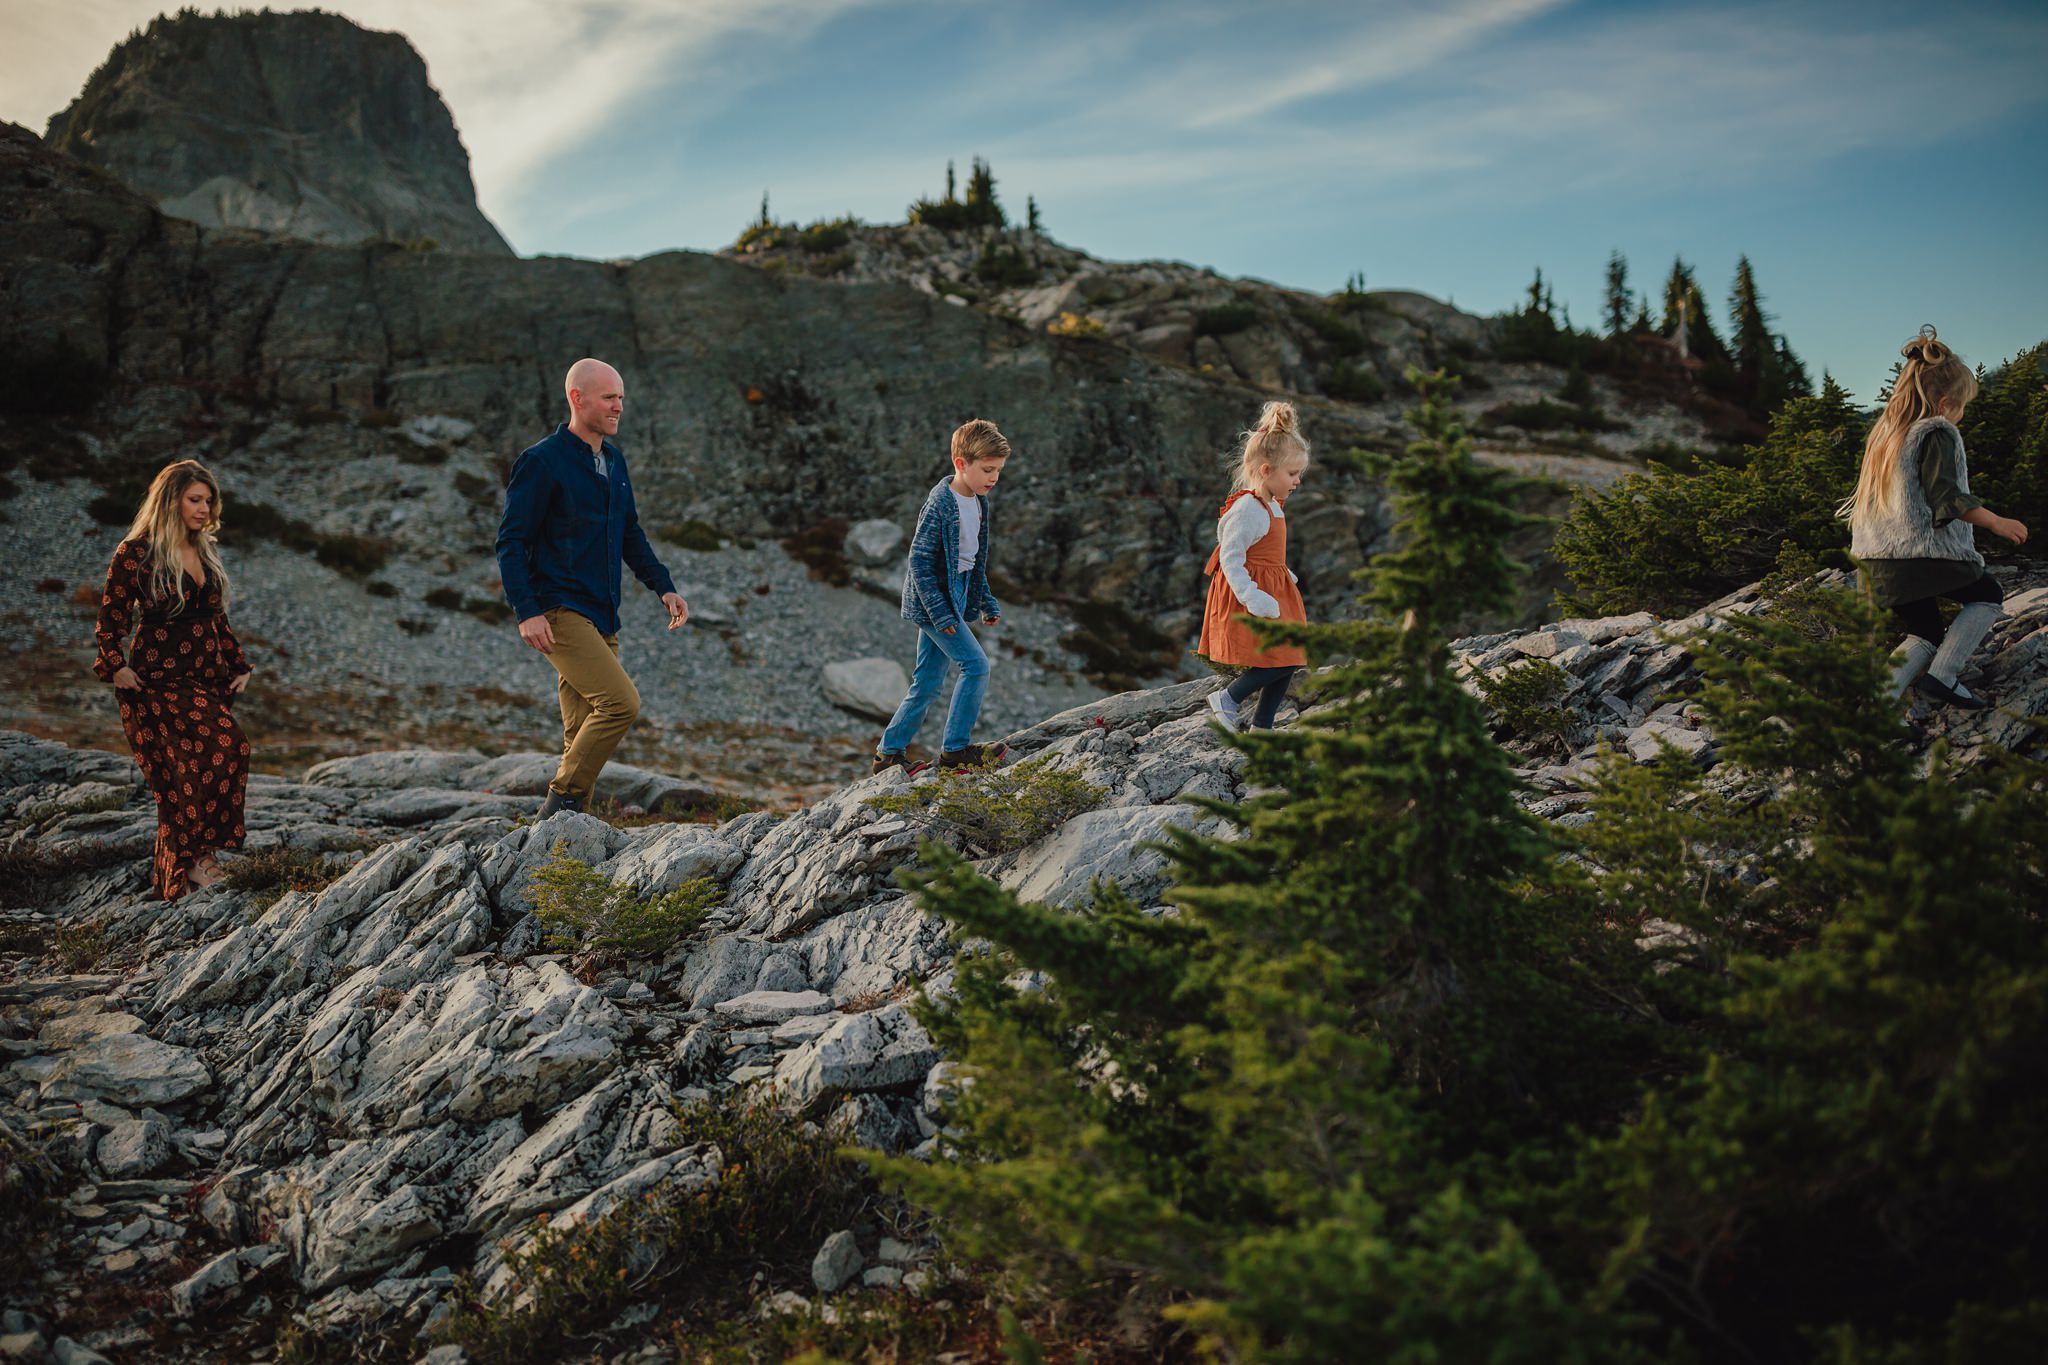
left=496, top=358, right=689, bottom=818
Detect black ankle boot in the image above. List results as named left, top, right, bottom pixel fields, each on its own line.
left=537, top=790, right=585, bottom=819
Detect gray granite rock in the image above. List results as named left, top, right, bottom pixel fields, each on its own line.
left=40, top=1034, right=211, bottom=1107
left=811, top=1229, right=862, bottom=1292
left=822, top=658, right=911, bottom=722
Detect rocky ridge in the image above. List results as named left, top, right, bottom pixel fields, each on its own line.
left=44, top=10, right=511, bottom=255
left=4, top=563, right=2045, bottom=1357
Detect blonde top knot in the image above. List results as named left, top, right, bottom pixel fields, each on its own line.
left=1230, top=401, right=1310, bottom=503
left=1901, top=324, right=1952, bottom=368
left=1257, top=400, right=1298, bottom=437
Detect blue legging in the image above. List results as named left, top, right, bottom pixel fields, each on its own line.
left=1227, top=665, right=1297, bottom=729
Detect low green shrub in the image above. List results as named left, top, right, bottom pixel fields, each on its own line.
left=0, top=1117, right=61, bottom=1294
left=54, top=919, right=109, bottom=971
left=975, top=243, right=1037, bottom=287
left=661, top=519, right=725, bottom=552
left=1482, top=398, right=1619, bottom=434
left=1296, top=305, right=1368, bottom=356
left=526, top=848, right=721, bottom=959
left=425, top=1091, right=870, bottom=1364
left=0, top=841, right=133, bottom=913
left=1324, top=362, right=1386, bottom=404
left=866, top=758, right=1104, bottom=857
left=1471, top=659, right=1577, bottom=757
left=1194, top=301, right=1260, bottom=337
left=1551, top=382, right=1864, bottom=617
left=223, top=846, right=352, bottom=911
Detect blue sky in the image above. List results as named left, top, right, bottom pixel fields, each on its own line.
left=8, top=0, right=2046, bottom=402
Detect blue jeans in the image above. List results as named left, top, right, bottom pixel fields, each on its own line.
left=881, top=575, right=990, bottom=754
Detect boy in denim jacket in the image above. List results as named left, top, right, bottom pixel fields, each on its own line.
left=874, top=420, right=1010, bottom=773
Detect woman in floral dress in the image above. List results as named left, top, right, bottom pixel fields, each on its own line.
left=93, top=460, right=253, bottom=898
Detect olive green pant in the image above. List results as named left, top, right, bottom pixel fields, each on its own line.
left=542, top=607, right=641, bottom=801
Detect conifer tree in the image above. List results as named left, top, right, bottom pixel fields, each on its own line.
left=1728, top=255, right=1771, bottom=390
left=877, top=374, right=1651, bottom=1362
left=1603, top=250, right=1631, bottom=336
left=1025, top=194, right=1041, bottom=233
left=1660, top=258, right=1728, bottom=363
left=1580, top=581, right=2048, bottom=1356
left=963, top=156, right=1006, bottom=227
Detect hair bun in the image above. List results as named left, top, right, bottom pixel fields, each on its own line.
left=1902, top=324, right=1950, bottom=366
left=1258, top=400, right=1298, bottom=436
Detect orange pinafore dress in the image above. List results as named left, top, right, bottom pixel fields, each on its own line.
left=1199, top=491, right=1307, bottom=668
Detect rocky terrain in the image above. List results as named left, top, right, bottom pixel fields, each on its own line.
left=44, top=10, right=511, bottom=254
left=6, top=10, right=1745, bottom=803
left=3, top=556, right=2044, bottom=1361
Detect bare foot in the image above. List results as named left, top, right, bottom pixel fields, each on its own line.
left=189, top=855, right=225, bottom=889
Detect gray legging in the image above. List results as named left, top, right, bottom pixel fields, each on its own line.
left=1227, top=665, right=1298, bottom=729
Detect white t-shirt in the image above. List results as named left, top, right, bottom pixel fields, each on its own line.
left=953, top=489, right=981, bottom=573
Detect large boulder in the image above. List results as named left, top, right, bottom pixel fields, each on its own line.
left=822, top=659, right=910, bottom=722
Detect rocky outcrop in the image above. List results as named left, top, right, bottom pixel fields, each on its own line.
left=44, top=10, right=510, bottom=254
left=4, top=565, right=2045, bottom=1345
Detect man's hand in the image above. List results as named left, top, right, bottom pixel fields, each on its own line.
left=112, top=666, right=141, bottom=691
left=229, top=671, right=252, bottom=696
left=983, top=614, right=1000, bottom=626
left=519, top=614, right=555, bottom=654
left=1995, top=515, right=2030, bottom=546
left=661, top=592, right=690, bottom=630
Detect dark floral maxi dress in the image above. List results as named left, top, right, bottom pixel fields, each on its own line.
left=93, top=539, right=252, bottom=899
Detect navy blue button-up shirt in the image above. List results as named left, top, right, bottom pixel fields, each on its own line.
left=496, top=423, right=676, bottom=637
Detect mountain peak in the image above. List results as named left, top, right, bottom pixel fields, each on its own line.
left=45, top=8, right=512, bottom=255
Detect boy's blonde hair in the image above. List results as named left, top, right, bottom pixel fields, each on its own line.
left=1230, top=400, right=1310, bottom=504
left=952, top=419, right=1011, bottom=466
left=1842, top=325, right=1980, bottom=529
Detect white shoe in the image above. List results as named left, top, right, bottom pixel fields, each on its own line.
left=1207, top=690, right=1239, bottom=732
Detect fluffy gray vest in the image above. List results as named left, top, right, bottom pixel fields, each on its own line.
left=1849, top=417, right=1981, bottom=564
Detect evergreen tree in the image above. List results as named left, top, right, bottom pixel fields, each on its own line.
left=1025, top=194, right=1041, bottom=234
left=1659, top=258, right=1727, bottom=364
left=1552, top=377, right=1863, bottom=615
left=1560, top=361, right=1594, bottom=409
left=1603, top=250, right=1631, bottom=336
left=963, top=156, right=1006, bottom=227
left=1580, top=581, right=2048, bottom=1358
left=945, top=159, right=956, bottom=201
left=1526, top=266, right=1549, bottom=319
left=877, top=374, right=1653, bottom=1362
left=756, top=191, right=770, bottom=228
left=1728, top=255, right=1772, bottom=390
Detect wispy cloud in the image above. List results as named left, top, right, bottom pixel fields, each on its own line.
left=1182, top=0, right=1567, bottom=128
left=0, top=0, right=889, bottom=239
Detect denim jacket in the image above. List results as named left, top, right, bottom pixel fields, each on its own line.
left=496, top=424, right=676, bottom=636
left=899, top=478, right=999, bottom=632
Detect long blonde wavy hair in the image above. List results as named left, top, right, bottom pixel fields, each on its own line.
left=1229, top=400, right=1311, bottom=508
left=1841, top=326, right=1979, bottom=529
left=124, top=460, right=229, bottom=611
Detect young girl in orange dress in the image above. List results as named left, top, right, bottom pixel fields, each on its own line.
left=1200, top=401, right=1311, bottom=730
left=93, top=460, right=254, bottom=898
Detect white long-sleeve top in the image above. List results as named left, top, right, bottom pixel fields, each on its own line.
left=1216, top=494, right=1296, bottom=610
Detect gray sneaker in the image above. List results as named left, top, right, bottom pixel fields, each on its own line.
left=1207, top=690, right=1240, bottom=732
